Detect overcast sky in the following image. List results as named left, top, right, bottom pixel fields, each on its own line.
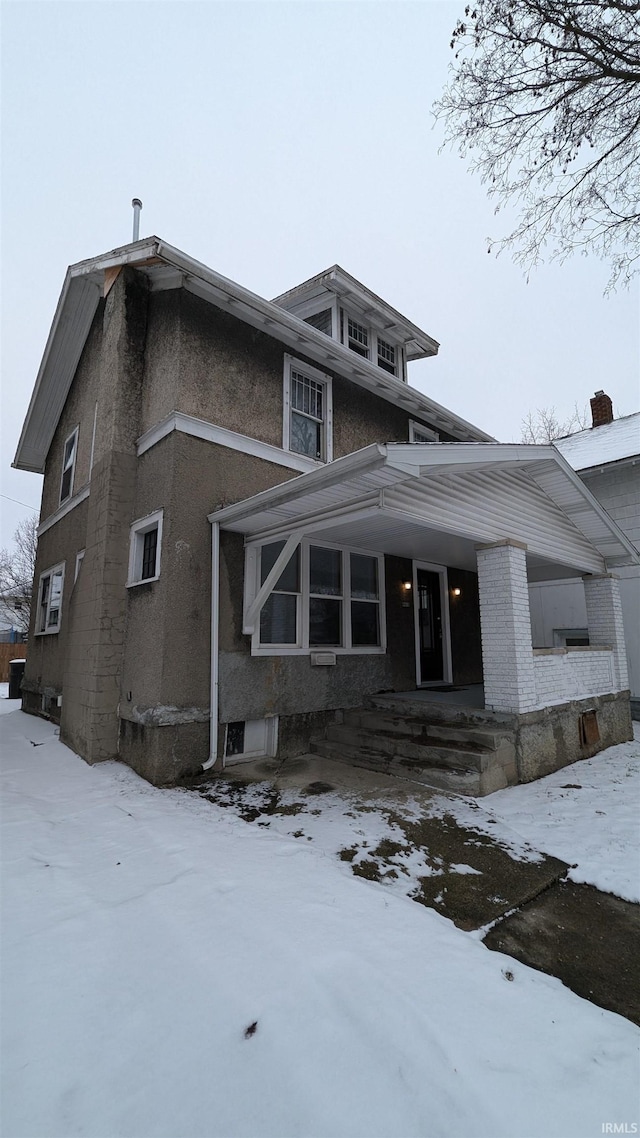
left=2, top=1, right=638, bottom=549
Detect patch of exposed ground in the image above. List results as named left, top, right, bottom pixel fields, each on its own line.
left=188, top=774, right=567, bottom=931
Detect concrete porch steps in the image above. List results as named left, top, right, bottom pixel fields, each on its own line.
left=309, top=700, right=519, bottom=796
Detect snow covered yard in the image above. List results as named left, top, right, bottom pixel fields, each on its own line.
left=1, top=695, right=639, bottom=1138
left=458, top=724, right=640, bottom=904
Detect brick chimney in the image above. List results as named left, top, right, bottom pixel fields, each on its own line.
left=590, top=390, right=614, bottom=428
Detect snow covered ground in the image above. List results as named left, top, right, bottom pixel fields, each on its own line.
left=467, top=726, right=640, bottom=904
left=1, top=692, right=639, bottom=1138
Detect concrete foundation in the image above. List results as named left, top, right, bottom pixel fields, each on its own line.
left=514, top=689, right=633, bottom=783
left=118, top=717, right=208, bottom=785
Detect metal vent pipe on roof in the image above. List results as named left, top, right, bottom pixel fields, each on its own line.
left=132, top=198, right=143, bottom=242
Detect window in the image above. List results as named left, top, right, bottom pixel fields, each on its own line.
left=377, top=337, right=397, bottom=376
left=553, top=628, right=590, bottom=648
left=60, top=428, right=78, bottom=504
left=36, top=563, right=65, bottom=634
left=127, top=510, right=163, bottom=586
left=283, top=356, right=333, bottom=463
left=347, top=316, right=369, bottom=358
left=409, top=420, right=439, bottom=443
left=74, top=549, right=85, bottom=582
left=252, top=540, right=384, bottom=654
left=259, top=540, right=300, bottom=645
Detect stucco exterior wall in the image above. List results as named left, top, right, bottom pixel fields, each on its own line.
left=218, top=542, right=420, bottom=726
left=39, top=305, right=105, bottom=524
left=139, top=289, right=445, bottom=453
left=22, top=497, right=90, bottom=709
left=118, top=433, right=303, bottom=774
left=25, top=269, right=150, bottom=760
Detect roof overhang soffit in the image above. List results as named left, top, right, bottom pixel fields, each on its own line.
left=211, top=444, right=639, bottom=574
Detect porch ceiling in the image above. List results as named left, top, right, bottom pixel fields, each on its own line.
left=209, top=442, right=639, bottom=578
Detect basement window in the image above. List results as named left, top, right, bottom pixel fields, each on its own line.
left=127, top=509, right=163, bottom=586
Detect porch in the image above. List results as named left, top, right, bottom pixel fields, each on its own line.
left=209, top=442, right=637, bottom=786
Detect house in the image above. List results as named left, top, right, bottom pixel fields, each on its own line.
left=529, top=393, right=640, bottom=719
left=13, top=237, right=637, bottom=792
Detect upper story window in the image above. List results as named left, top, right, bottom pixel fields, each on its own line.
left=340, top=310, right=402, bottom=378
left=347, top=316, right=369, bottom=358
left=409, top=420, right=439, bottom=443
left=127, top=509, right=163, bottom=586
left=60, top=427, right=78, bottom=504
left=377, top=338, right=397, bottom=376
left=36, top=563, right=65, bottom=634
left=283, top=356, right=333, bottom=463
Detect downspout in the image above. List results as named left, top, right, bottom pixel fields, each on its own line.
left=203, top=521, right=220, bottom=771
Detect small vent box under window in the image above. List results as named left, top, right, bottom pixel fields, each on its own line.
left=310, top=651, right=337, bottom=666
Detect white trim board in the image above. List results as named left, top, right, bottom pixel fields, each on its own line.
left=412, top=560, right=453, bottom=686
left=137, top=411, right=323, bottom=474
left=38, top=483, right=90, bottom=537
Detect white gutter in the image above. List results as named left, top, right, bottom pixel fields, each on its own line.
left=203, top=521, right=220, bottom=771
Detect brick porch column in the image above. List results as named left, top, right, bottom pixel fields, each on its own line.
left=476, top=540, right=537, bottom=713
left=583, top=573, right=629, bottom=691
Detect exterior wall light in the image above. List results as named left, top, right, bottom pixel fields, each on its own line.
left=452, top=587, right=462, bottom=597
left=402, top=581, right=412, bottom=591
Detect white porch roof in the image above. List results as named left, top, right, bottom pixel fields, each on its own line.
left=209, top=443, right=639, bottom=581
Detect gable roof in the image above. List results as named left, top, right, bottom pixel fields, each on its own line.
left=13, top=238, right=493, bottom=474
left=554, top=412, right=640, bottom=472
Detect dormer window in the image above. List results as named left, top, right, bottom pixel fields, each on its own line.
left=377, top=337, right=397, bottom=376
left=272, top=265, right=437, bottom=387
left=347, top=316, right=369, bottom=358
left=340, top=310, right=402, bottom=377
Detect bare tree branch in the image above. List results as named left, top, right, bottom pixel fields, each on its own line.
left=520, top=403, right=589, bottom=442
left=434, top=0, right=640, bottom=289
left=0, top=517, right=38, bottom=636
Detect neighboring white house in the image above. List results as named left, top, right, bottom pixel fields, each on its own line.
left=529, top=393, right=640, bottom=719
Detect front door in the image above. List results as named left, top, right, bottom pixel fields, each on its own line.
left=416, top=568, right=444, bottom=683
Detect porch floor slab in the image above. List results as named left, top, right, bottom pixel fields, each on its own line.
left=389, top=685, right=486, bottom=710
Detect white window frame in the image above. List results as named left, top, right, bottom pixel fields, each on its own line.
left=249, top=538, right=386, bottom=657
left=409, top=420, right=439, bottom=443
left=127, top=509, right=163, bottom=587
left=36, top=562, right=65, bottom=635
left=283, top=355, right=333, bottom=464
left=59, top=426, right=79, bottom=505
left=74, top=549, right=85, bottom=582
left=377, top=335, right=399, bottom=377
left=340, top=308, right=405, bottom=380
